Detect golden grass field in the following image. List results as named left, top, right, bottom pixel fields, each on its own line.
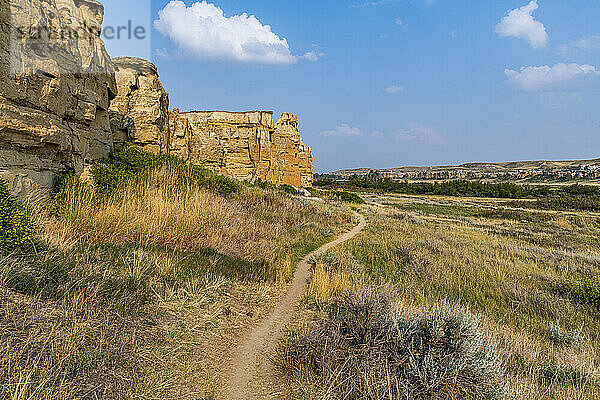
left=3, top=153, right=600, bottom=399
left=294, top=193, right=600, bottom=399
left=0, top=165, right=352, bottom=399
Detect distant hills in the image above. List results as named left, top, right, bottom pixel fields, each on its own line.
left=330, top=158, right=600, bottom=184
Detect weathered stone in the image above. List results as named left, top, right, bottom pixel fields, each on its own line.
left=0, top=0, right=116, bottom=195
left=168, top=108, right=192, bottom=162
left=109, top=57, right=169, bottom=153
left=170, top=110, right=313, bottom=188
left=273, top=113, right=313, bottom=188
left=0, top=0, right=313, bottom=194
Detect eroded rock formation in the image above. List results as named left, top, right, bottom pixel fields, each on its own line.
left=0, top=0, right=116, bottom=195
left=0, top=1, right=313, bottom=194
left=170, top=111, right=313, bottom=187
left=273, top=113, right=313, bottom=188
left=109, top=57, right=170, bottom=153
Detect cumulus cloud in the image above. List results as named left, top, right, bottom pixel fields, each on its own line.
left=505, top=63, right=600, bottom=91
left=394, top=123, right=444, bottom=145
left=496, top=1, right=548, bottom=48
left=154, top=1, right=307, bottom=64
left=321, top=124, right=364, bottom=137
left=385, top=85, right=404, bottom=94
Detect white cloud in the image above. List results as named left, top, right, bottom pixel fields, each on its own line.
left=505, top=63, right=600, bottom=91
left=300, top=50, right=325, bottom=62
left=495, top=1, right=548, bottom=49
left=558, top=35, right=600, bottom=57
left=394, top=123, right=444, bottom=145
left=154, top=1, right=304, bottom=65
left=385, top=85, right=404, bottom=94
left=350, top=0, right=433, bottom=8
left=321, top=124, right=364, bottom=137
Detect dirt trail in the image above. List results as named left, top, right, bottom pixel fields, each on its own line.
left=220, top=213, right=366, bottom=399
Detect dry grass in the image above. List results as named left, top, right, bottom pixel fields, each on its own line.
left=0, top=164, right=352, bottom=399
left=307, top=262, right=349, bottom=304
left=45, top=167, right=347, bottom=272
left=286, top=198, right=600, bottom=399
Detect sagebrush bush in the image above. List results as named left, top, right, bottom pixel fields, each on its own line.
left=279, top=287, right=508, bottom=400
left=546, top=320, right=583, bottom=346
left=0, top=179, right=35, bottom=252
left=564, top=275, right=600, bottom=309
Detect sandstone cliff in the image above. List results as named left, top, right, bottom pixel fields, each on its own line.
left=273, top=113, right=313, bottom=188
left=109, top=57, right=170, bottom=153
left=109, top=58, right=313, bottom=188
left=170, top=111, right=313, bottom=187
left=0, top=0, right=313, bottom=194
left=0, top=0, right=116, bottom=195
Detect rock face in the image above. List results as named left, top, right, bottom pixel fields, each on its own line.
left=109, top=57, right=170, bottom=153
left=0, top=0, right=313, bottom=194
left=168, top=108, right=192, bottom=162
left=170, top=111, right=313, bottom=187
left=0, top=0, right=116, bottom=195
left=273, top=113, right=313, bottom=188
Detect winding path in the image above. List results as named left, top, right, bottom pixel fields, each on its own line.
left=220, top=213, right=366, bottom=399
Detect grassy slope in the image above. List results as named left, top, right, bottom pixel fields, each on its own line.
left=0, top=150, right=352, bottom=399
left=295, top=197, right=600, bottom=399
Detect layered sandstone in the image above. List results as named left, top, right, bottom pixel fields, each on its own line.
left=170, top=111, right=277, bottom=183
left=109, top=57, right=170, bottom=153
left=0, top=0, right=313, bottom=194
left=0, top=0, right=116, bottom=195
left=170, top=111, right=313, bottom=188
left=168, top=108, right=192, bottom=162
left=273, top=113, right=313, bottom=188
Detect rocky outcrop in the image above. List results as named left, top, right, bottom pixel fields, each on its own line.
left=168, top=108, right=192, bottom=162
left=171, top=111, right=277, bottom=183
left=109, top=57, right=170, bottom=153
left=170, top=111, right=313, bottom=187
left=273, top=113, right=313, bottom=188
left=0, top=0, right=313, bottom=194
left=0, top=0, right=116, bottom=195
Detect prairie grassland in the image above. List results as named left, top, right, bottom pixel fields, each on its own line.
left=293, top=196, right=600, bottom=399
left=0, top=164, right=352, bottom=399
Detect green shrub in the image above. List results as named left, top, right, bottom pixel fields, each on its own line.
left=0, top=179, right=35, bottom=252
left=333, top=190, right=365, bottom=204
left=81, top=143, right=240, bottom=198
left=279, top=184, right=300, bottom=196
left=565, top=276, right=600, bottom=309
left=253, top=179, right=275, bottom=191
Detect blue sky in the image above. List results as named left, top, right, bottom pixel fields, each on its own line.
left=105, top=0, right=600, bottom=172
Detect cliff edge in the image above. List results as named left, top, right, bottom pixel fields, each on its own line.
left=0, top=0, right=116, bottom=195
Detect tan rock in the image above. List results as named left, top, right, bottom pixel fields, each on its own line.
left=170, top=110, right=313, bottom=188
left=0, top=0, right=116, bottom=195
left=273, top=113, right=313, bottom=188
left=109, top=57, right=170, bottom=153
left=169, top=108, right=192, bottom=162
